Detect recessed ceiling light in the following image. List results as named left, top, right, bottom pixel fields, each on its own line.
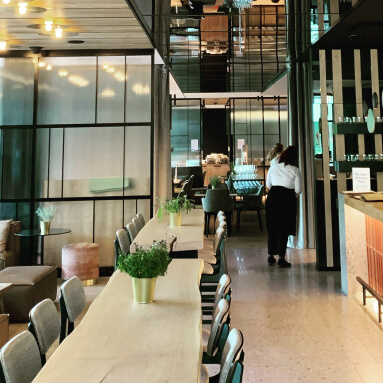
left=0, top=41, right=6, bottom=51
left=44, top=21, right=53, bottom=32
left=18, top=2, right=28, bottom=14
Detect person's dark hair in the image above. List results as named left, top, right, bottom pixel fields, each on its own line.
left=279, top=146, right=298, bottom=167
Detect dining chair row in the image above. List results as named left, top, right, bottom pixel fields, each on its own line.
left=200, top=212, right=229, bottom=286
left=114, top=213, right=146, bottom=266
left=200, top=274, right=245, bottom=383
left=0, top=276, right=86, bottom=383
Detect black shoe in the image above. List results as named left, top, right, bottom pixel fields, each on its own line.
left=277, top=257, right=291, bottom=268
left=267, top=255, right=276, bottom=265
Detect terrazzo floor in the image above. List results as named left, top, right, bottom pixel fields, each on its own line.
left=8, top=210, right=383, bottom=382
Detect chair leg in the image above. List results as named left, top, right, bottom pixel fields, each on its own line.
left=237, top=210, right=241, bottom=232
left=257, top=209, right=263, bottom=232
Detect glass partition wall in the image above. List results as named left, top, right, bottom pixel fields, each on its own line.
left=231, top=97, right=288, bottom=181
left=0, top=54, right=153, bottom=270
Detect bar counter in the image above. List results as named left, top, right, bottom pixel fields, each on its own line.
left=339, top=193, right=383, bottom=297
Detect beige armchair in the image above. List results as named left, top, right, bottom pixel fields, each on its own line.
left=0, top=221, right=21, bottom=271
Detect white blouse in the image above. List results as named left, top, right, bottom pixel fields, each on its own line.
left=266, top=162, right=302, bottom=194
left=270, top=157, right=279, bottom=167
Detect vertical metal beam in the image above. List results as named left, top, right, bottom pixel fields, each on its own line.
left=332, top=50, right=347, bottom=193
left=320, top=50, right=334, bottom=268
left=354, top=49, right=365, bottom=161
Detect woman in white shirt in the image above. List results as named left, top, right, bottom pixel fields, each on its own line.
left=266, top=143, right=284, bottom=167
left=266, top=146, right=302, bottom=267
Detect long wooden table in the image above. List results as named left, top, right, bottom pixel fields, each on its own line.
left=33, top=259, right=204, bottom=383
left=131, top=209, right=205, bottom=257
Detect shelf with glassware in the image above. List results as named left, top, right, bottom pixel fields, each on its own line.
left=333, top=122, right=383, bottom=135
left=227, top=165, right=264, bottom=195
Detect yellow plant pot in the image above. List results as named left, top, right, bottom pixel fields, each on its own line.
left=169, top=212, right=182, bottom=227
left=132, top=277, right=156, bottom=304
left=40, top=221, right=50, bottom=235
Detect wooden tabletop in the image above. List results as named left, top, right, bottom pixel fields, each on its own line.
left=130, top=209, right=205, bottom=253
left=33, top=259, right=204, bottom=383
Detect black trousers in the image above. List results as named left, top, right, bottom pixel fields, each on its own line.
left=268, top=231, right=289, bottom=258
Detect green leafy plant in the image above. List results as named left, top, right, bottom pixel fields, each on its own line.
left=155, top=195, right=193, bottom=221
left=209, top=175, right=222, bottom=188
left=117, top=240, right=171, bottom=278
left=36, top=205, right=56, bottom=222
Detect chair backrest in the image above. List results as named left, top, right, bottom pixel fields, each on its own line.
left=214, top=226, right=226, bottom=255
left=202, top=189, right=234, bottom=213
left=126, top=222, right=138, bottom=242
left=206, top=299, right=230, bottom=357
left=0, top=331, right=42, bottom=383
left=215, top=215, right=227, bottom=231
left=28, top=299, right=60, bottom=365
left=60, top=277, right=85, bottom=323
left=59, top=276, right=86, bottom=343
left=116, top=229, right=131, bottom=254
left=214, top=274, right=231, bottom=308
left=242, top=185, right=265, bottom=210
left=132, top=217, right=143, bottom=233
left=136, top=213, right=145, bottom=229
left=219, top=329, right=244, bottom=383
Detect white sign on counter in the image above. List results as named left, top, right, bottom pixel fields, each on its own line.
left=352, top=167, right=371, bottom=192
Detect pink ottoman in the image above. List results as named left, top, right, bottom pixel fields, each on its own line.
left=62, top=243, right=99, bottom=286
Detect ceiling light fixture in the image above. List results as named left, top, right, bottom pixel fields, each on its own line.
left=18, top=2, right=28, bottom=14
left=0, top=41, right=6, bottom=51
left=2, top=0, right=10, bottom=4
left=44, top=21, right=53, bottom=32
left=55, top=26, right=62, bottom=38
left=232, top=0, right=252, bottom=10
left=46, top=64, right=52, bottom=71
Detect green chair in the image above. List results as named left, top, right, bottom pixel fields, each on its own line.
left=202, top=189, right=234, bottom=237
left=236, top=185, right=265, bottom=232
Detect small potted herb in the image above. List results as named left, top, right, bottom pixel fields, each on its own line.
left=117, top=241, right=171, bottom=303
left=35, top=205, right=56, bottom=234
left=155, top=195, right=193, bottom=227
left=209, top=175, right=222, bottom=189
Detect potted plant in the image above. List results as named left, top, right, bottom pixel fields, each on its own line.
left=155, top=195, right=193, bottom=227
left=210, top=175, right=222, bottom=189
left=36, top=205, right=56, bottom=234
left=117, top=241, right=171, bottom=303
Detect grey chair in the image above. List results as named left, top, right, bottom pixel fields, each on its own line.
left=0, top=331, right=42, bottom=383
left=116, top=229, right=131, bottom=254
left=202, top=299, right=230, bottom=356
left=132, top=217, right=143, bottom=234
left=126, top=222, right=138, bottom=243
left=202, top=189, right=234, bottom=237
left=236, top=185, right=265, bottom=232
left=136, top=213, right=145, bottom=229
left=28, top=299, right=60, bottom=365
left=59, top=276, right=86, bottom=343
left=200, top=328, right=244, bottom=383
left=199, top=226, right=226, bottom=265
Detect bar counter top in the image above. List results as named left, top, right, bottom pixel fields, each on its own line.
left=342, top=193, right=383, bottom=222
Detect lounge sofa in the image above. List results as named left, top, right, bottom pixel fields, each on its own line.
left=0, top=221, right=21, bottom=271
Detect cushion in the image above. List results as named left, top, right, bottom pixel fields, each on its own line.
left=0, top=266, right=57, bottom=285
left=0, top=220, right=12, bottom=252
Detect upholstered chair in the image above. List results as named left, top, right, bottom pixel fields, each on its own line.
left=126, top=222, right=138, bottom=243
left=132, top=217, right=143, bottom=234
left=59, top=277, right=86, bottom=343
left=0, top=331, right=42, bottom=383
left=28, top=299, right=60, bottom=365
left=136, top=213, right=145, bottom=229
left=200, top=328, right=245, bottom=383
left=116, top=229, right=131, bottom=255
left=202, top=189, right=234, bottom=237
